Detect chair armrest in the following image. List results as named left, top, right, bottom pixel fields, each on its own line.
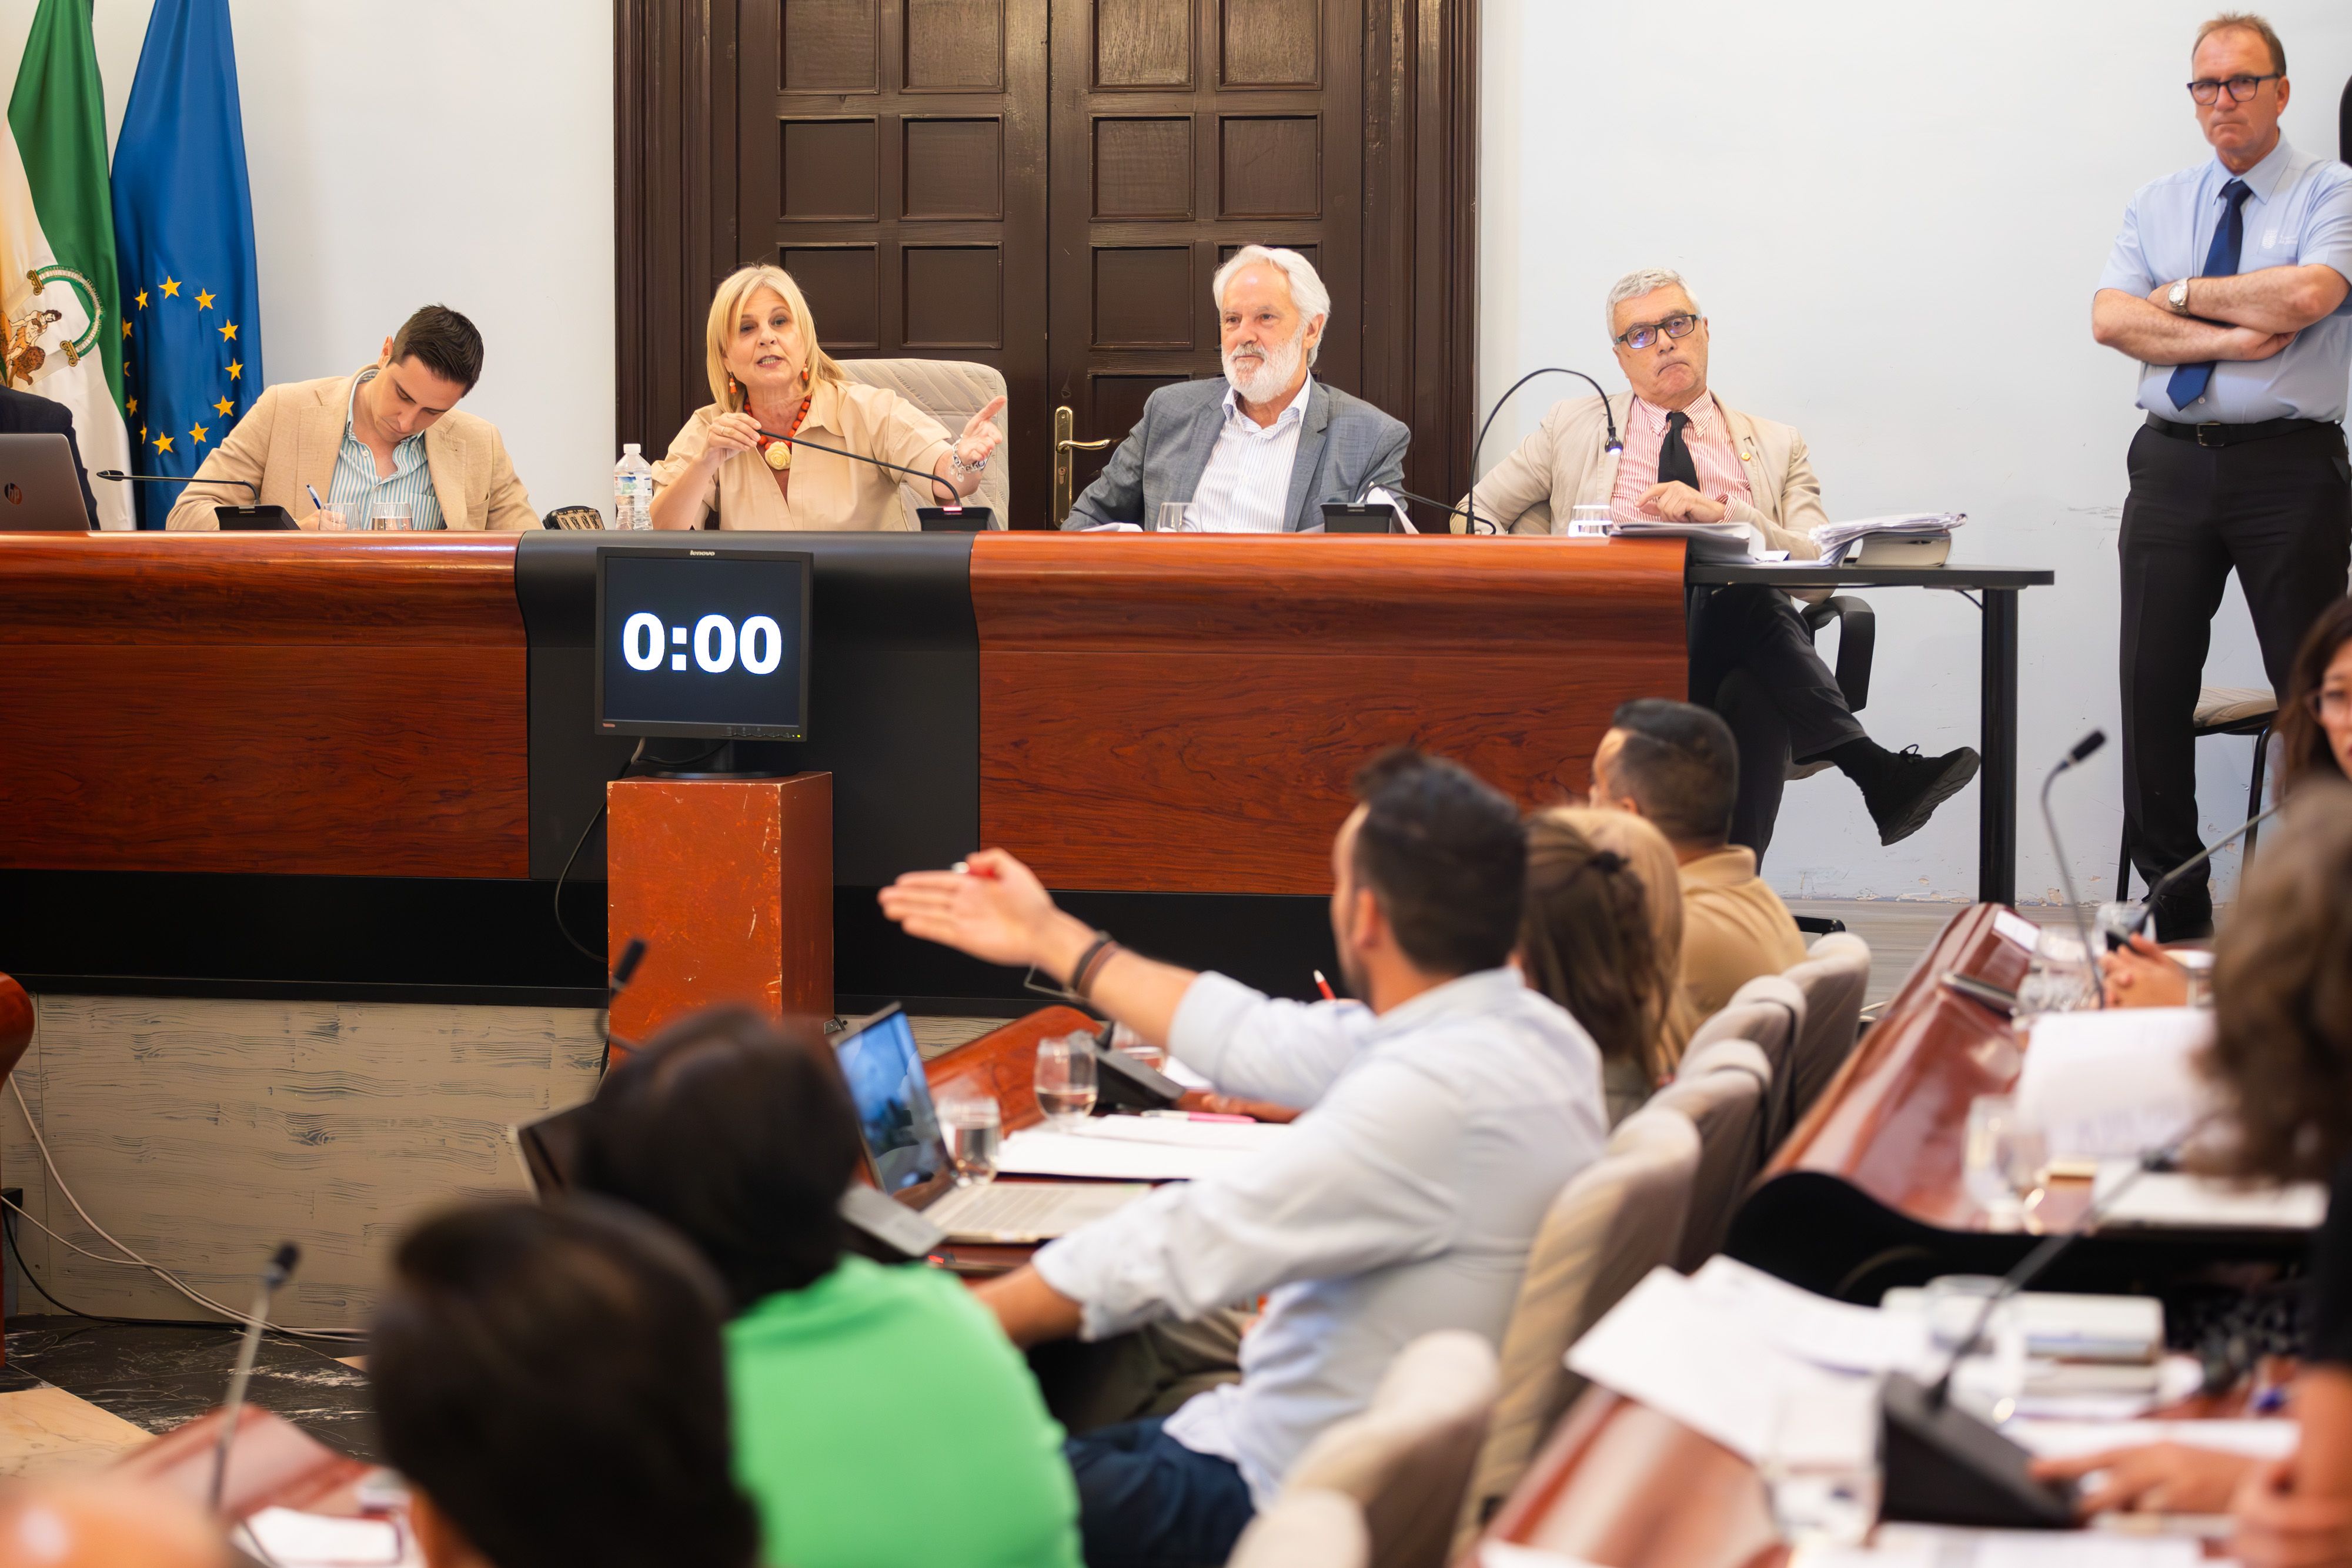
left=1802, top=595, right=1875, bottom=714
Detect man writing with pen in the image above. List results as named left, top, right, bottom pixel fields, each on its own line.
left=649, top=264, right=1002, bottom=531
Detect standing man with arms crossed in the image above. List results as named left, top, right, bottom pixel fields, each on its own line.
left=2093, top=12, right=2352, bottom=938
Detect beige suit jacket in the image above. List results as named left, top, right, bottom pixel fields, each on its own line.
left=1676, top=845, right=1809, bottom=1021
left=1456, top=391, right=1828, bottom=559
left=649, top=380, right=953, bottom=532
left=164, top=369, right=536, bottom=531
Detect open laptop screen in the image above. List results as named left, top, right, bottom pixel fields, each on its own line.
left=832, top=1008, right=950, bottom=1198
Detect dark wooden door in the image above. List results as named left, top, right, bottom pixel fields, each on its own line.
left=617, top=0, right=1475, bottom=529
left=1048, top=0, right=1361, bottom=507
left=738, top=0, right=1051, bottom=524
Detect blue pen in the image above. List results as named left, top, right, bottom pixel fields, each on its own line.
left=305, top=483, right=327, bottom=519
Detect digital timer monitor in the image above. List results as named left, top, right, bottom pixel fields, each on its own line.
left=594, top=546, right=813, bottom=740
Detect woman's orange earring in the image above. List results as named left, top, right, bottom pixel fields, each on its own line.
left=800, top=367, right=810, bottom=386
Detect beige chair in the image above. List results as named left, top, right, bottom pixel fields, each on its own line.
left=836, top=357, right=1011, bottom=527
left=1225, top=1489, right=1369, bottom=1568
left=1651, top=1038, right=1772, bottom=1272
left=1452, top=1106, right=1701, bottom=1549
left=1690, top=975, right=1805, bottom=1149
left=1284, top=1330, right=1499, bottom=1568
left=1781, top=932, right=1871, bottom=1138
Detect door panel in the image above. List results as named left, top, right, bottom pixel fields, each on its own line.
left=1049, top=0, right=1361, bottom=508
left=742, top=0, right=1051, bottom=524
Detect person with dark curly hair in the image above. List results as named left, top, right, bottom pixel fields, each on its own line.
left=2040, top=781, right=2352, bottom=1564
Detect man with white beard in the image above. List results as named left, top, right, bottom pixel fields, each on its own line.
left=1063, top=245, right=1409, bottom=531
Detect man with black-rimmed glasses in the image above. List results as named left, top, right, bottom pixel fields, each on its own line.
left=2094, top=11, right=2352, bottom=938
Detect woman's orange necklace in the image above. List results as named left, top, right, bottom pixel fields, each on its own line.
left=753, top=395, right=814, bottom=471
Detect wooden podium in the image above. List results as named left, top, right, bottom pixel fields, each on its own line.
left=605, top=774, right=833, bottom=1055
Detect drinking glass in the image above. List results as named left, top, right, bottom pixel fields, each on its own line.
left=1108, top=1023, right=1167, bottom=1074
left=1962, top=1095, right=2046, bottom=1229
left=1756, top=1376, right=1880, bottom=1548
left=370, top=500, right=415, bottom=531
left=1153, top=502, right=1196, bottom=533
left=1559, top=502, right=1613, bottom=537
left=1034, top=1035, right=1098, bottom=1128
left=2176, top=948, right=2217, bottom=1008
left=2016, top=928, right=2096, bottom=1014
left=937, top=1093, right=1002, bottom=1187
left=2094, top=900, right=2150, bottom=952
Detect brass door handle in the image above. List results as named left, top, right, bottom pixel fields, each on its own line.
left=1051, top=406, right=1115, bottom=524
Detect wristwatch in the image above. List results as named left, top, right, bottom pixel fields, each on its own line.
left=2167, top=279, right=2192, bottom=315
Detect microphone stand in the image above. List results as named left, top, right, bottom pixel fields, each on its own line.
left=1465, top=369, right=1621, bottom=540
left=212, top=1242, right=300, bottom=1513
left=2038, top=731, right=2107, bottom=1008
left=98, top=469, right=295, bottom=530
left=750, top=428, right=969, bottom=510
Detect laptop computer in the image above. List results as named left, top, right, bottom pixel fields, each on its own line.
left=834, top=1004, right=1147, bottom=1244
left=0, top=433, right=92, bottom=530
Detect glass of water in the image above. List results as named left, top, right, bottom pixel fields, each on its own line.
left=1558, top=502, right=1613, bottom=537
left=1108, top=1023, right=1167, bottom=1075
left=1757, top=1376, right=1880, bottom=1548
left=370, top=500, right=415, bottom=531
left=1153, top=502, right=1196, bottom=533
left=1962, top=1095, right=2045, bottom=1229
left=1034, top=1034, right=1098, bottom=1128
left=2017, top=928, right=2097, bottom=1014
left=937, top=1093, right=1002, bottom=1187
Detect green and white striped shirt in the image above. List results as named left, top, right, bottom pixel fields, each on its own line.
left=325, top=369, right=444, bottom=529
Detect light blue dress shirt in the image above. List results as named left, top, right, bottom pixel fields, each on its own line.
left=1030, top=967, right=1606, bottom=1505
left=2097, top=138, right=2352, bottom=424
left=325, top=369, right=446, bottom=529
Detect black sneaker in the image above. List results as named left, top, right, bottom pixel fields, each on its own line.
left=1859, top=745, right=1981, bottom=847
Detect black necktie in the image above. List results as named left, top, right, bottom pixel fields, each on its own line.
left=1657, top=410, right=1700, bottom=490
left=2166, top=178, right=2253, bottom=410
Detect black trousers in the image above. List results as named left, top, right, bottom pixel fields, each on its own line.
left=2119, top=422, right=2352, bottom=895
left=1689, top=584, right=1867, bottom=857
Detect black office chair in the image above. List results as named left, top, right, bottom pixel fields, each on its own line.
left=542, top=504, right=604, bottom=530
left=1707, top=594, right=1877, bottom=878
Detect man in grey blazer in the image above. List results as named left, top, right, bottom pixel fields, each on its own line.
left=1064, top=246, right=1409, bottom=532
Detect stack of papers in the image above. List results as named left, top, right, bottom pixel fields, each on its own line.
left=1605, top=517, right=1758, bottom=560
left=1810, top=512, right=1966, bottom=565
left=2013, top=1008, right=2215, bottom=1164
left=996, top=1115, right=1292, bottom=1181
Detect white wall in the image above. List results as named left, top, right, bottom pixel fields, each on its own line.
left=0, top=0, right=614, bottom=516
left=1481, top=1, right=2352, bottom=906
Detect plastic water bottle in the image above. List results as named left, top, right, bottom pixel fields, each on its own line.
left=612, top=443, right=654, bottom=530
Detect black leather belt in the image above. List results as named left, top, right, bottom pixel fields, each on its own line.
left=2144, top=413, right=2340, bottom=448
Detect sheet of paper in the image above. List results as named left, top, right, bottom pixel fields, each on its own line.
left=1565, top=1267, right=1875, bottom=1466
left=1074, top=1116, right=1295, bottom=1152
left=2004, top=1417, right=2297, bottom=1461
left=239, top=1509, right=413, bottom=1568
left=1479, top=1544, right=1608, bottom=1568
left=2092, top=1166, right=2326, bottom=1230
left=2014, top=1008, right=2214, bottom=1161
left=1080, top=521, right=1142, bottom=532
left=1873, top=1523, right=2199, bottom=1567
left=1689, top=1255, right=1931, bottom=1374
left=996, top=1124, right=1279, bottom=1181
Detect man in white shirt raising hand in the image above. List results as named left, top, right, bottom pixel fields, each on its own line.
left=880, top=749, right=1606, bottom=1567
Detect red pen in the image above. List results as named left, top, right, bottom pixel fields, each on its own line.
left=1313, top=969, right=1336, bottom=1001
left=951, top=859, right=998, bottom=880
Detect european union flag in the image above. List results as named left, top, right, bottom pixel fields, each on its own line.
left=109, top=0, right=261, bottom=529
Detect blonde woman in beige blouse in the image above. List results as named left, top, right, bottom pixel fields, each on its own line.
left=649, top=264, right=1004, bottom=531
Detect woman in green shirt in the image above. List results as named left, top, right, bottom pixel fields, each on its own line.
left=573, top=1008, right=1084, bottom=1568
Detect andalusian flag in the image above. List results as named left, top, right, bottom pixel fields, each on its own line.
left=2, top=0, right=130, bottom=530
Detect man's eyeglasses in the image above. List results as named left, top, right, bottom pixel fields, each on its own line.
left=1613, top=313, right=1700, bottom=351
left=2187, top=73, right=2281, bottom=105
left=2311, top=688, right=2351, bottom=724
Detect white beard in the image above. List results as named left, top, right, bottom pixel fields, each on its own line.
left=1223, top=327, right=1307, bottom=406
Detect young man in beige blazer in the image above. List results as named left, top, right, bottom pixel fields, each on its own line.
left=1464, top=267, right=1975, bottom=853
left=165, top=305, right=534, bottom=531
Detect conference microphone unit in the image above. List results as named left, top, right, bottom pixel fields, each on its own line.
left=211, top=1241, right=300, bottom=1512
left=1880, top=1122, right=2204, bottom=1529
left=1463, top=368, right=1622, bottom=539
left=97, top=469, right=298, bottom=531
left=2037, top=730, right=2107, bottom=1008
left=600, top=936, right=649, bottom=1077
left=749, top=427, right=991, bottom=532
left=2130, top=797, right=2289, bottom=937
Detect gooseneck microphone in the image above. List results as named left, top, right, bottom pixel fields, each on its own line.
left=212, top=1241, right=300, bottom=1512
left=1464, top=369, right=1622, bottom=539
left=98, top=467, right=260, bottom=500
left=2136, top=797, right=2288, bottom=931
left=750, top=427, right=965, bottom=506
left=2039, top=730, right=2107, bottom=1009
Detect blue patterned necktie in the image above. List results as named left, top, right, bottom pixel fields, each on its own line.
left=2165, top=178, right=2253, bottom=411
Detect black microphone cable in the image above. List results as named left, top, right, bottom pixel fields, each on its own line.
left=752, top=427, right=974, bottom=506
left=1465, top=369, right=1622, bottom=539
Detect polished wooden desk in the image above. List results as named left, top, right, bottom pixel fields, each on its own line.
left=0, top=530, right=1686, bottom=1009
left=113, top=1403, right=374, bottom=1520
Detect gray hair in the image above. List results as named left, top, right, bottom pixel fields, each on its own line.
left=1604, top=268, right=1702, bottom=339
left=1212, top=245, right=1331, bottom=365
